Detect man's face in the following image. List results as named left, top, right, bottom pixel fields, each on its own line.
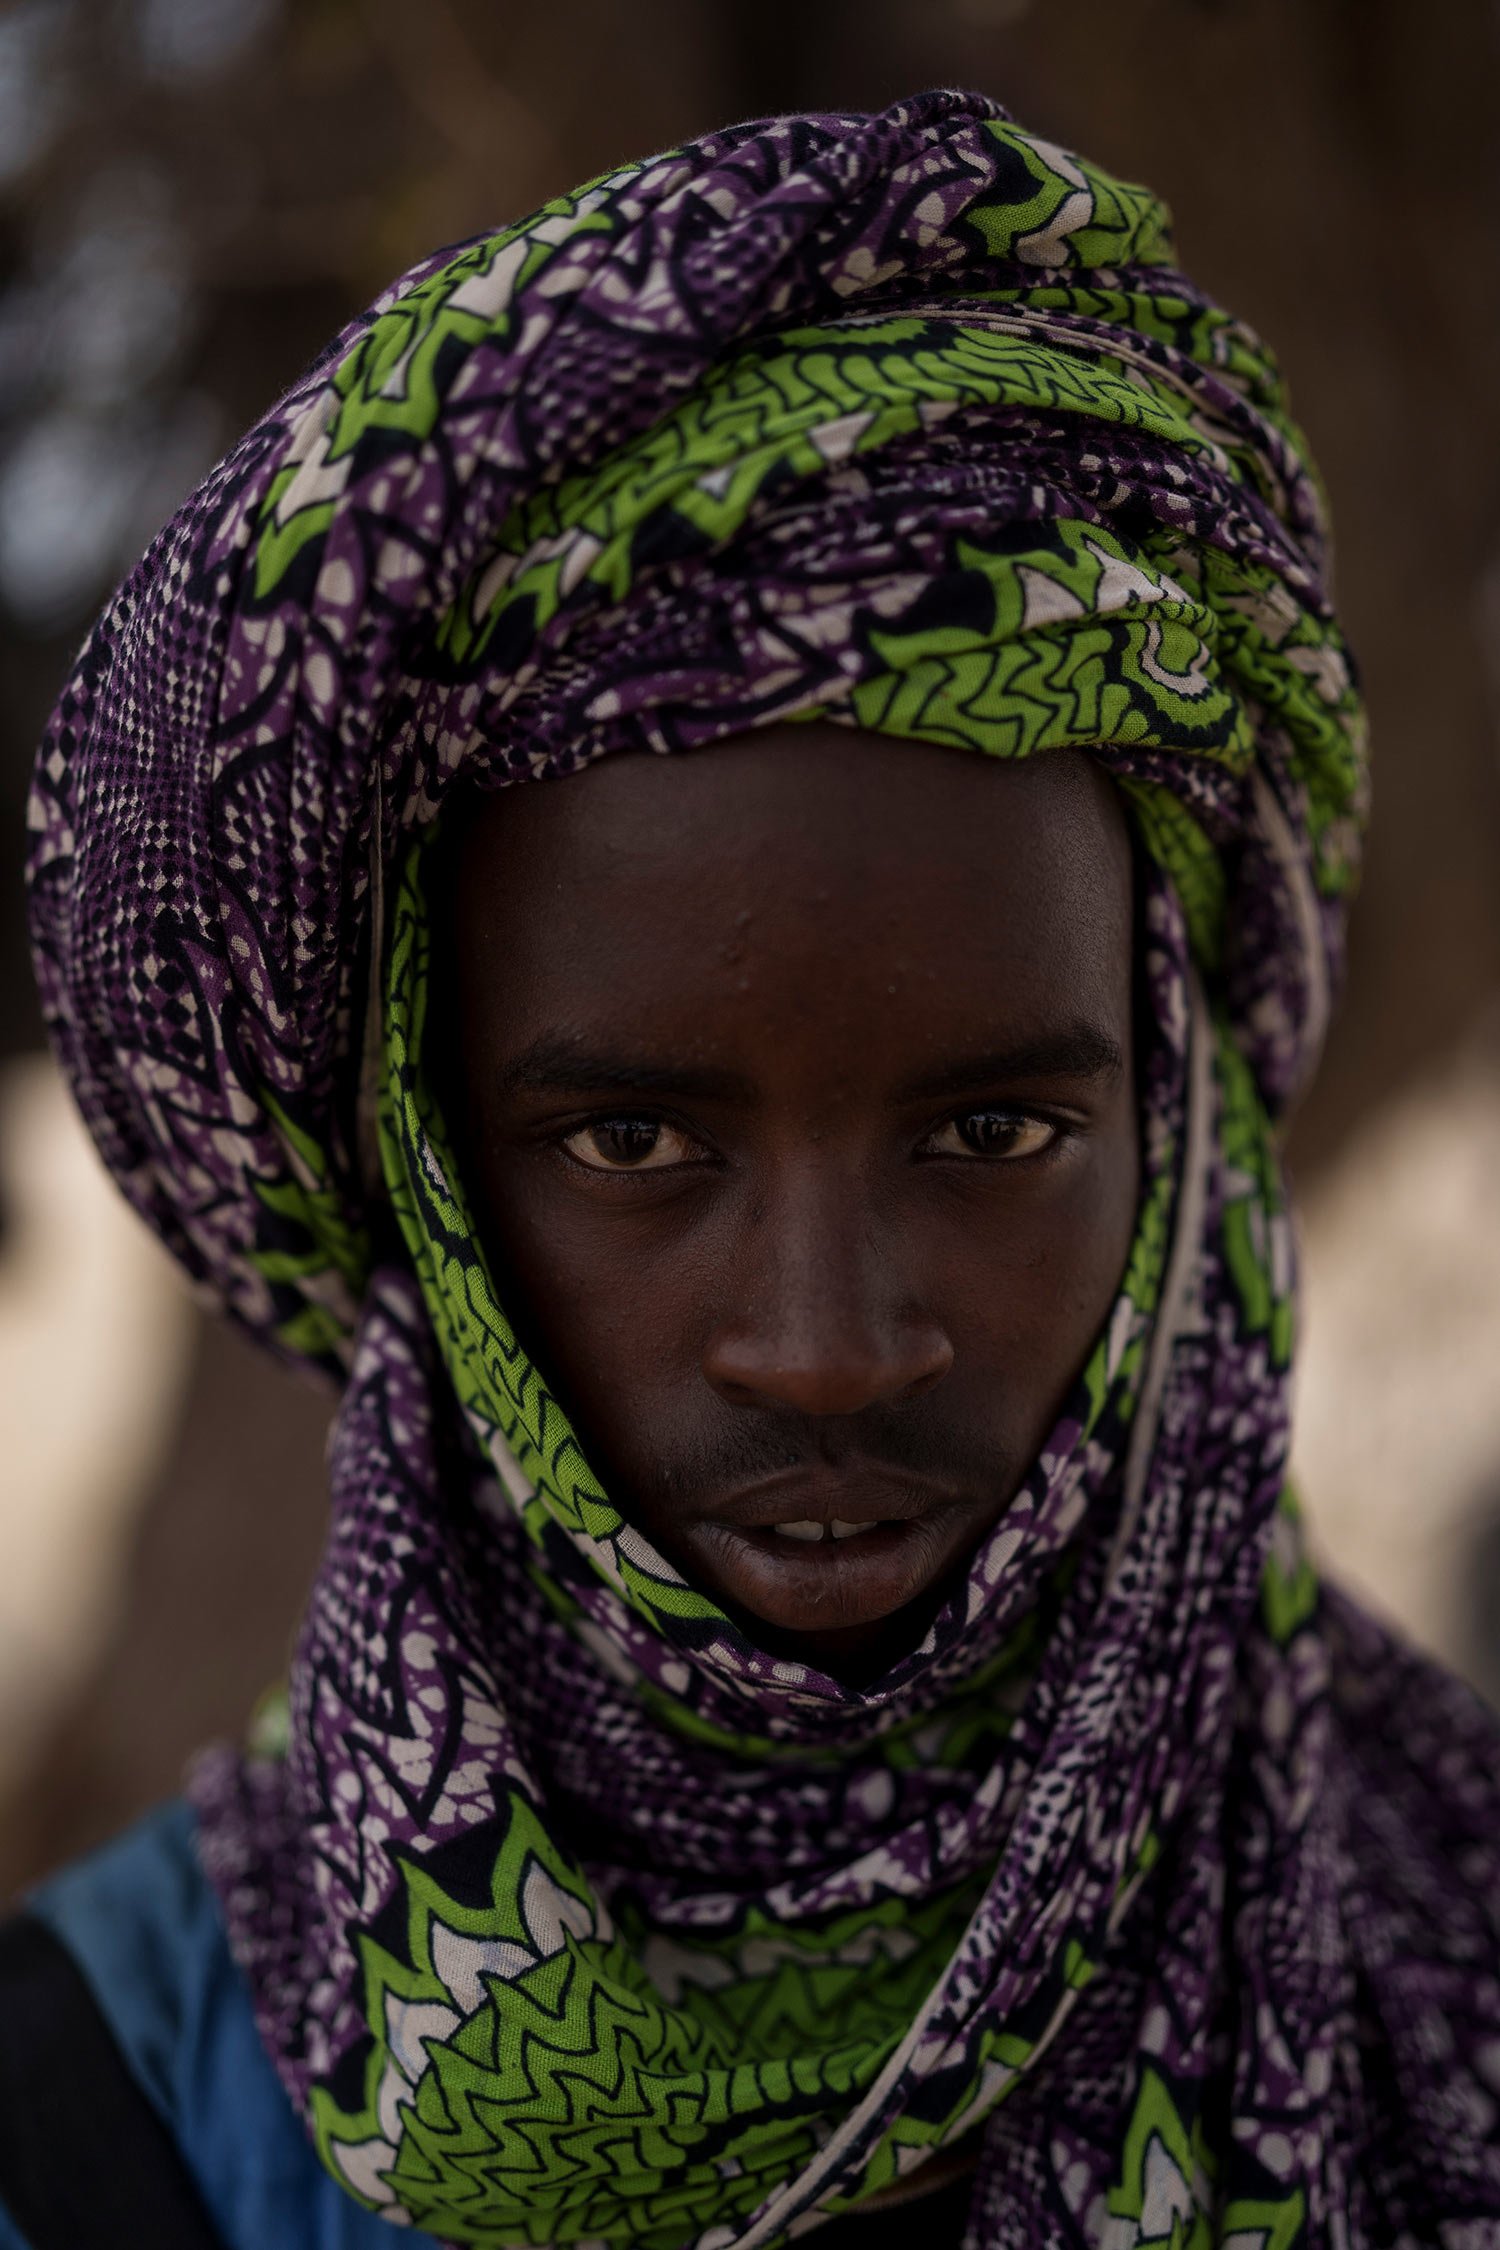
left=442, top=726, right=1139, bottom=1679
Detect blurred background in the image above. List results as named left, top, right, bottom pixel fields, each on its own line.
left=1, top=0, right=1498, bottom=1897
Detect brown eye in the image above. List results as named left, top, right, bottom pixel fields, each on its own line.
left=928, top=1110, right=1057, bottom=1160
left=562, top=1118, right=697, bottom=1172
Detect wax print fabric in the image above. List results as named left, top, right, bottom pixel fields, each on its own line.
left=27, top=89, right=1500, bottom=2250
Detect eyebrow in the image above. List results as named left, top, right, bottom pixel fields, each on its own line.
left=894, top=1024, right=1126, bottom=1102
left=495, top=1037, right=753, bottom=1103
left=494, top=1024, right=1124, bottom=1105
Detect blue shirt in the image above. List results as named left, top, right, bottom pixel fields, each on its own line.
left=0, top=1800, right=443, bottom=2249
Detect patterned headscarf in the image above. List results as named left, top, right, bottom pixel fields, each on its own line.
left=28, top=90, right=1500, bottom=2249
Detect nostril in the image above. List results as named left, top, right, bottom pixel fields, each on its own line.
left=703, top=1324, right=953, bottom=1416
left=895, top=1351, right=953, bottom=1403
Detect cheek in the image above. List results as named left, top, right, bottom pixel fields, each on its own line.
left=466, top=1167, right=701, bottom=1454
left=930, top=1125, right=1139, bottom=1404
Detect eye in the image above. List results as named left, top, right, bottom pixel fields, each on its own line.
left=560, top=1116, right=700, bottom=1172
left=926, top=1109, right=1059, bottom=1160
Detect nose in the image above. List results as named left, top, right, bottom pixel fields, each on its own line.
left=701, top=1171, right=954, bottom=1416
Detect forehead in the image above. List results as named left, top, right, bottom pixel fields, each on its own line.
left=447, top=726, right=1135, bottom=1046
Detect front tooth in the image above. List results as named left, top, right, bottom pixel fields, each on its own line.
left=772, top=1519, right=825, bottom=1542
left=829, top=1519, right=879, bottom=1540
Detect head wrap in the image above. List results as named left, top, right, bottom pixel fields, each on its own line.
left=28, top=89, right=1500, bottom=2249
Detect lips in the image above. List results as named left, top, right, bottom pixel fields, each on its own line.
left=769, top=1517, right=881, bottom=1543
left=678, top=1466, right=971, bottom=1643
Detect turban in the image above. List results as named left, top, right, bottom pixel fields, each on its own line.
left=27, top=89, right=1500, bottom=2248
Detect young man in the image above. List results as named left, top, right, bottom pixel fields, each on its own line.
left=8, top=88, right=1499, bottom=2250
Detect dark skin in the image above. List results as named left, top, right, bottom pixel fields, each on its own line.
left=440, top=725, right=1139, bottom=1682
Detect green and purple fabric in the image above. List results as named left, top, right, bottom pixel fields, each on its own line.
left=27, top=90, right=1500, bottom=2248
